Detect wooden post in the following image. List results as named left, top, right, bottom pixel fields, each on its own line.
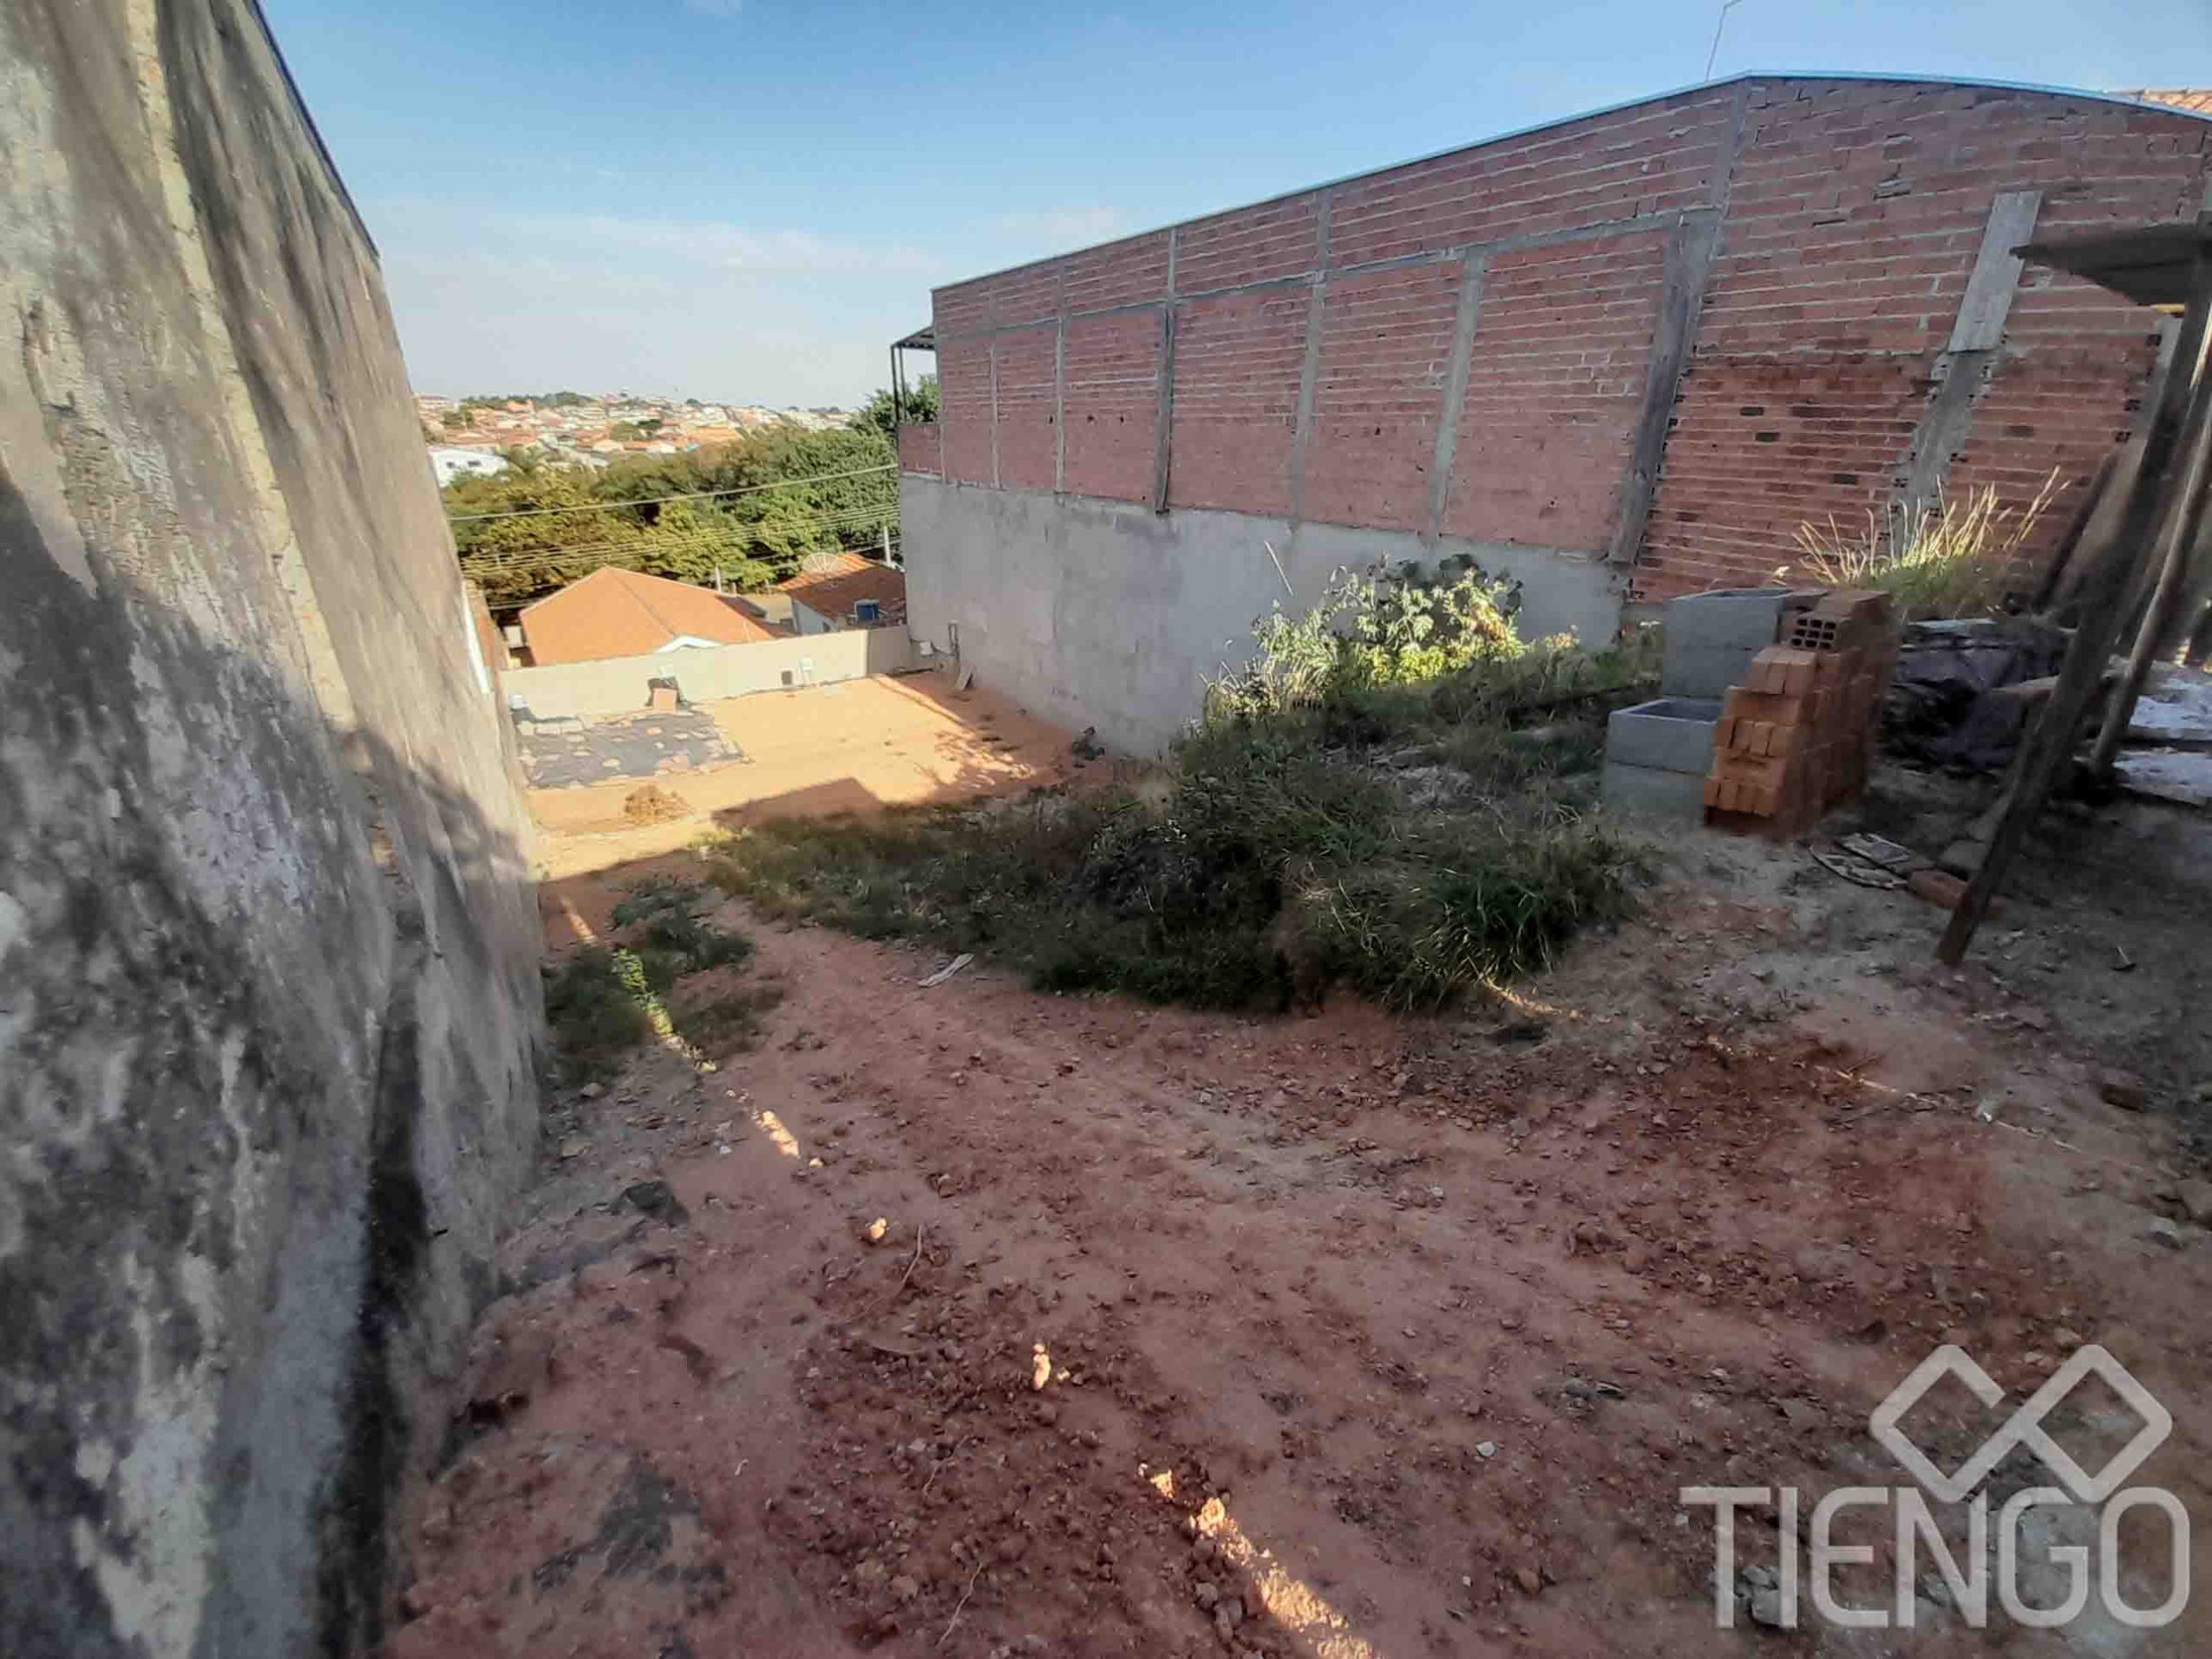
left=2028, top=447, right=2117, bottom=611
left=2085, top=364, right=2212, bottom=778
left=1937, top=242, right=2212, bottom=964
left=1425, top=251, right=1488, bottom=542
left=2154, top=509, right=2212, bottom=661
left=1611, top=210, right=1723, bottom=566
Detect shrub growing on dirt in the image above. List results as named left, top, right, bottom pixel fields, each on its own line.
left=705, top=563, right=1656, bottom=1013
left=545, top=877, right=766, bottom=1077
left=543, top=946, right=655, bottom=1080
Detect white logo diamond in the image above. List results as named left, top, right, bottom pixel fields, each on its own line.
left=1870, top=1344, right=2171, bottom=1504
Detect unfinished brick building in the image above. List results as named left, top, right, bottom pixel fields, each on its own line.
left=897, top=74, right=2212, bottom=749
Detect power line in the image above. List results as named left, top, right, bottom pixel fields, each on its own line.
left=444, top=462, right=896, bottom=524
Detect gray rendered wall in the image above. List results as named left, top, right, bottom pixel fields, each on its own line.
left=900, top=474, right=1624, bottom=752
left=504, top=626, right=917, bottom=720
left=0, top=3, right=543, bottom=1656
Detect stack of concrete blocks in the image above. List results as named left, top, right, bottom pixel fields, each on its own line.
left=1601, top=588, right=1791, bottom=817
left=1703, top=589, right=1898, bottom=835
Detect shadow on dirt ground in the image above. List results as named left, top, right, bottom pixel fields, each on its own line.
left=385, top=760, right=2212, bottom=1659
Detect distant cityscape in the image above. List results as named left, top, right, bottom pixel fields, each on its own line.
left=419, top=391, right=856, bottom=485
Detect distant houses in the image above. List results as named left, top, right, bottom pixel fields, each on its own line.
left=517, top=567, right=778, bottom=667
left=778, top=552, right=907, bottom=634
left=512, top=557, right=906, bottom=667
left=429, top=445, right=508, bottom=486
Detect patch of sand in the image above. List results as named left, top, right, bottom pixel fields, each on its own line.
left=527, top=671, right=1073, bottom=876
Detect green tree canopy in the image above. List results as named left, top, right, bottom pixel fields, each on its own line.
left=445, top=421, right=897, bottom=606
left=852, top=376, right=940, bottom=440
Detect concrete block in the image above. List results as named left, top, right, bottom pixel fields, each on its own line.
left=1605, top=696, right=1721, bottom=776
left=1660, top=588, right=1789, bottom=699
left=1602, top=758, right=1711, bottom=818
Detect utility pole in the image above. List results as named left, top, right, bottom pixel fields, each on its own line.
left=1705, top=0, right=1744, bottom=82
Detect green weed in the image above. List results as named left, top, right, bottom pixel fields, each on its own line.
left=702, top=564, right=1656, bottom=1014
left=544, top=878, right=766, bottom=1078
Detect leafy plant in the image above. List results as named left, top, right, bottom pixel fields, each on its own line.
left=545, top=878, right=764, bottom=1078
left=543, top=947, right=655, bottom=1082
left=1208, top=561, right=1535, bottom=721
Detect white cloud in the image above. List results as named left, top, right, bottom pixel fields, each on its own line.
left=367, top=203, right=936, bottom=405
left=359, top=195, right=989, bottom=404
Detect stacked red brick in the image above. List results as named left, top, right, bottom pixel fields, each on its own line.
left=1703, top=591, right=1897, bottom=834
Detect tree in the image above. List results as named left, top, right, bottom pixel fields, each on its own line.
left=852, top=376, right=938, bottom=440
left=441, top=418, right=901, bottom=605
left=439, top=408, right=470, bottom=430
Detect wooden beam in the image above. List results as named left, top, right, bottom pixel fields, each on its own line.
left=1425, top=252, right=1488, bottom=542
left=2028, top=447, right=2118, bottom=611
left=2086, top=359, right=2212, bottom=776
left=1947, top=191, right=2043, bottom=353
left=1895, top=193, right=2042, bottom=524
left=2153, top=505, right=2212, bottom=660
left=1938, top=237, right=2212, bottom=963
left=1894, top=352, right=1993, bottom=525
left=1611, top=209, right=1722, bottom=566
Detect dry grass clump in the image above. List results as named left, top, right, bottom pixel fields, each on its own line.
left=1790, top=471, right=2059, bottom=620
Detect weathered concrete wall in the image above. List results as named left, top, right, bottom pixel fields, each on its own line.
left=504, top=626, right=917, bottom=721
left=901, top=473, right=1618, bottom=752
left=0, top=4, right=543, bottom=1656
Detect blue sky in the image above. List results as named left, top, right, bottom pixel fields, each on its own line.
left=264, top=0, right=2212, bottom=408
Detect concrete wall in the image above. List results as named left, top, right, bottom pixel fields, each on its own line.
left=913, top=80, right=2212, bottom=736
left=902, top=473, right=1618, bottom=752
left=505, top=626, right=917, bottom=720
left=0, top=4, right=543, bottom=1656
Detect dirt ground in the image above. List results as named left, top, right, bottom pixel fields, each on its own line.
left=389, top=767, right=2212, bottom=1659
left=528, top=671, right=1073, bottom=878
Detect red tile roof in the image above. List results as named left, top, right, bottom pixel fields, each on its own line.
left=2118, top=89, right=2212, bottom=116
left=777, top=552, right=906, bottom=628
left=518, top=566, right=778, bottom=666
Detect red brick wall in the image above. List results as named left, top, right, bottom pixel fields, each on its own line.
left=923, top=76, right=2212, bottom=598
left=1301, top=263, right=1462, bottom=530
left=1061, top=311, right=1160, bottom=501
left=896, top=422, right=941, bottom=476
left=1176, top=192, right=1323, bottom=293
left=994, top=325, right=1058, bottom=493
left=1640, top=353, right=1929, bottom=594
left=1443, top=229, right=1670, bottom=548
left=1168, top=286, right=1306, bottom=515
left=1325, top=87, right=1738, bottom=265
left=937, top=334, right=992, bottom=485
left=1941, top=107, right=2200, bottom=574
left=1639, top=80, right=2212, bottom=598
